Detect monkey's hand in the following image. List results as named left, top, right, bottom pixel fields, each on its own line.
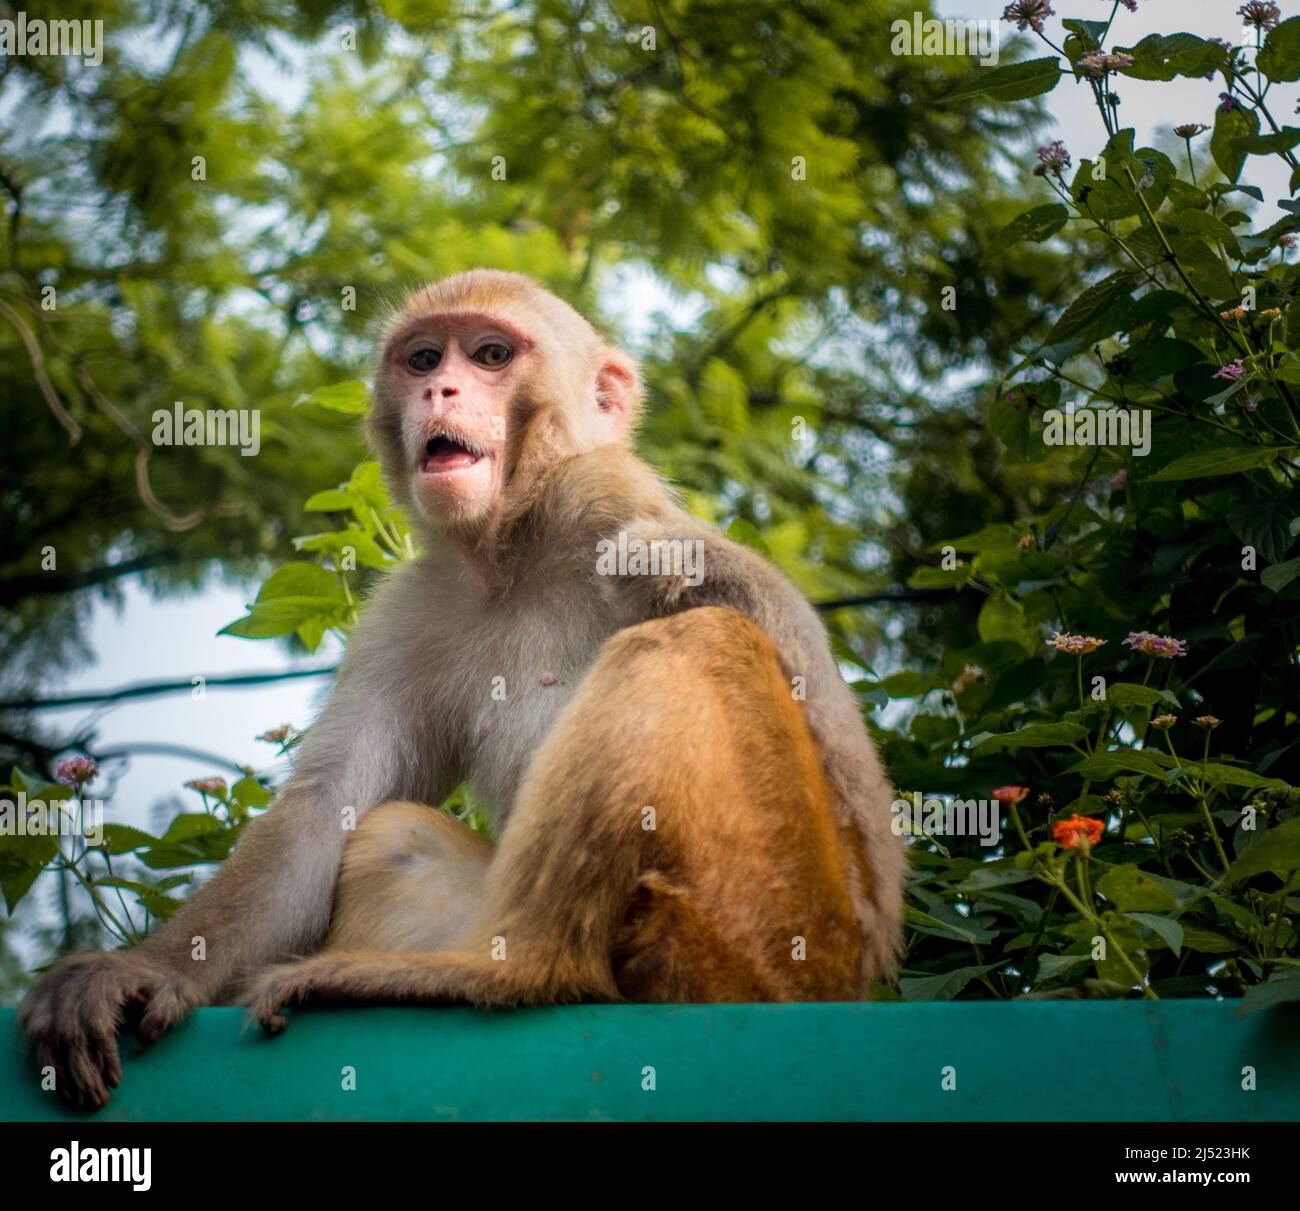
left=19, top=949, right=200, bottom=1110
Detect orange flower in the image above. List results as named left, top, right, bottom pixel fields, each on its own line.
left=992, top=785, right=1030, bottom=806
left=1052, top=814, right=1104, bottom=849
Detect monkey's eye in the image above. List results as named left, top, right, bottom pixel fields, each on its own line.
left=408, top=348, right=441, bottom=373
left=472, top=343, right=512, bottom=368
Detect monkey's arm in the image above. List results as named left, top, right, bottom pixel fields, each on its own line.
left=19, top=596, right=446, bottom=1108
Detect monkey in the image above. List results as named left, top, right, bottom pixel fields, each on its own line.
left=20, top=270, right=906, bottom=1107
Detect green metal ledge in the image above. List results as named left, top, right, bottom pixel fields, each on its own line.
left=2, top=1001, right=1297, bottom=1122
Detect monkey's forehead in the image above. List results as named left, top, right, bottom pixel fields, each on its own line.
left=390, top=271, right=598, bottom=344
left=385, top=307, right=536, bottom=349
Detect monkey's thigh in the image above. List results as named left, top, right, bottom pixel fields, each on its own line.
left=512, top=605, right=864, bottom=1002
left=325, top=801, right=494, bottom=952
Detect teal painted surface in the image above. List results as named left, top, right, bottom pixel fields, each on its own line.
left=2, top=1002, right=1296, bottom=1122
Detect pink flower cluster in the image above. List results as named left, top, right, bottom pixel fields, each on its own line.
left=1078, top=51, right=1134, bottom=78
left=1034, top=140, right=1071, bottom=178
left=1002, top=0, right=1055, bottom=33
left=1124, top=631, right=1188, bottom=659
left=1238, top=2, right=1281, bottom=31
left=1047, top=632, right=1106, bottom=655
left=53, top=755, right=98, bottom=787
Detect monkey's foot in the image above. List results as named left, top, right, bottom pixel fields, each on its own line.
left=245, top=949, right=497, bottom=1032
left=243, top=956, right=342, bottom=1035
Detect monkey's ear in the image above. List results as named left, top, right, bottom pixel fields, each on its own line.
left=594, top=352, right=643, bottom=430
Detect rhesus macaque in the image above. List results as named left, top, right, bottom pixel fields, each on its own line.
left=21, top=270, right=907, bottom=1107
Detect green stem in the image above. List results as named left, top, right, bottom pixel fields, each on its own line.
left=1267, top=872, right=1295, bottom=962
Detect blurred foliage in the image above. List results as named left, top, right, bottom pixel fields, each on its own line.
left=3, top=1, right=1296, bottom=1006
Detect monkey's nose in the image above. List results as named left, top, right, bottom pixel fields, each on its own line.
left=440, top=386, right=459, bottom=398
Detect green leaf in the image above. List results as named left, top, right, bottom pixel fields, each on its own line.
left=1061, top=20, right=1107, bottom=50
left=1122, top=290, right=1192, bottom=328
left=1043, top=271, right=1134, bottom=345
left=231, top=775, right=273, bottom=808
left=907, top=564, right=969, bottom=590
left=295, top=528, right=390, bottom=571
left=1223, top=817, right=1300, bottom=884
left=1175, top=209, right=1242, bottom=258
left=1033, top=953, right=1093, bottom=984
left=975, top=596, right=1038, bottom=653
left=304, top=489, right=354, bottom=512
left=1195, top=763, right=1289, bottom=791
left=1097, top=864, right=1177, bottom=912
left=993, top=204, right=1069, bottom=252
left=1227, top=500, right=1299, bottom=564
left=98, top=824, right=160, bottom=855
left=987, top=396, right=1039, bottom=463
left=1259, top=16, right=1300, bottom=83
left=297, top=380, right=370, bottom=414
left=875, top=671, right=925, bottom=698
left=1180, top=923, right=1239, bottom=954
left=973, top=721, right=1087, bottom=753
left=943, top=57, right=1061, bottom=104
left=253, top=561, right=345, bottom=603
left=1115, top=32, right=1220, bottom=81
left=160, top=813, right=226, bottom=844
left=1145, top=446, right=1286, bottom=482
left=1103, top=682, right=1180, bottom=711
left=903, top=905, right=979, bottom=944
left=1236, top=127, right=1300, bottom=154
left=1211, top=105, right=1260, bottom=184
left=1237, top=973, right=1300, bottom=1017
left=1125, top=912, right=1183, bottom=955
left=1262, top=556, right=1300, bottom=593
left=1069, top=750, right=1169, bottom=780
left=95, top=877, right=186, bottom=920
left=898, top=963, right=998, bottom=1002
left=1127, top=337, right=1204, bottom=383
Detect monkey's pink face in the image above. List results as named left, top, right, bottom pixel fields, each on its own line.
left=384, top=311, right=533, bottom=526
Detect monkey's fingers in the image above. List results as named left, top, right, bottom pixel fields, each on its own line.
left=22, top=983, right=120, bottom=1111
left=19, top=952, right=180, bottom=1110
left=134, top=980, right=196, bottom=1045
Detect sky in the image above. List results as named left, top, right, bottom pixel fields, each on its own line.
left=24, top=0, right=1295, bottom=834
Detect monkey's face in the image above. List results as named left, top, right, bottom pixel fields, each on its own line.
left=373, top=273, right=645, bottom=546
left=382, top=311, right=531, bottom=528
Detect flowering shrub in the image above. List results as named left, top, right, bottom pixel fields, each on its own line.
left=877, top=2, right=1299, bottom=1007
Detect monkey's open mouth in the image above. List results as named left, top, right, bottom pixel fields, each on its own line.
left=421, top=435, right=484, bottom=474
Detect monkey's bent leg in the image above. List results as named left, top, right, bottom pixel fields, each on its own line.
left=495, top=604, right=867, bottom=1003
left=325, top=801, right=493, bottom=952
left=248, top=607, right=868, bottom=1030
